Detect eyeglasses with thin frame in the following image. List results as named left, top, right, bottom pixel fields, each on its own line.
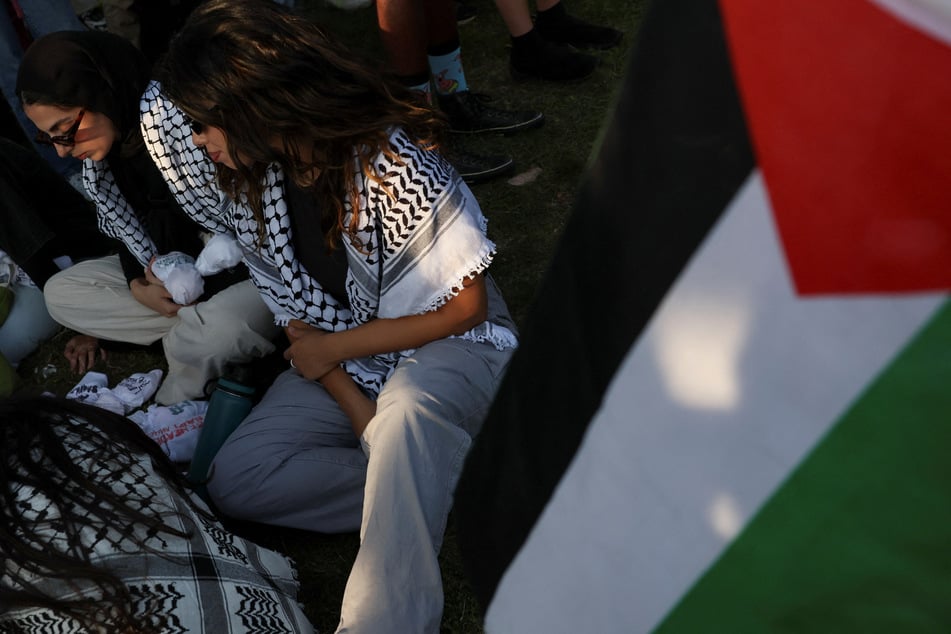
left=34, top=109, right=85, bottom=147
left=182, top=113, right=206, bottom=135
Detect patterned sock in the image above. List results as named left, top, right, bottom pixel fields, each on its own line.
left=398, top=71, right=433, bottom=104
left=412, top=80, right=433, bottom=104
left=428, top=43, right=469, bottom=95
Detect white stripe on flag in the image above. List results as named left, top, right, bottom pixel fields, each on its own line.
left=484, top=171, right=945, bottom=634
left=869, top=0, right=951, bottom=47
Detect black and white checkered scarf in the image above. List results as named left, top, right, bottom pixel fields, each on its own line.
left=82, top=156, right=157, bottom=267
left=2, top=416, right=314, bottom=633
left=141, top=82, right=515, bottom=393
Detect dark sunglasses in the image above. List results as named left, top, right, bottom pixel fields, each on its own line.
left=34, top=109, right=85, bottom=147
left=182, top=113, right=206, bottom=135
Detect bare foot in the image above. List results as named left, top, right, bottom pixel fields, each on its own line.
left=63, top=335, right=106, bottom=373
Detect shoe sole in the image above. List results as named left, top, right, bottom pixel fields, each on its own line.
left=509, top=61, right=598, bottom=83
left=458, top=157, right=516, bottom=185
left=449, top=112, right=546, bottom=135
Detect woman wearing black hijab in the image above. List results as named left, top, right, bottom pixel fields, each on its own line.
left=15, top=31, right=278, bottom=404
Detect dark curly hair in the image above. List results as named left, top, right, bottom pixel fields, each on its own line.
left=156, top=0, right=446, bottom=249
left=0, top=396, right=208, bottom=632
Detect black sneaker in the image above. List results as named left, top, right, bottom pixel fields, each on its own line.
left=439, top=91, right=544, bottom=135
left=443, top=142, right=515, bottom=184
left=456, top=1, right=477, bottom=25
left=510, top=32, right=598, bottom=82
left=535, top=7, right=623, bottom=51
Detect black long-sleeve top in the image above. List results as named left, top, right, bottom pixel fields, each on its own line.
left=108, top=143, right=247, bottom=300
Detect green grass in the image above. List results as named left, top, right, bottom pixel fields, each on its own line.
left=15, top=1, right=642, bottom=631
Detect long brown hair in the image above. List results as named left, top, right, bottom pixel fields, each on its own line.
left=156, top=0, right=446, bottom=248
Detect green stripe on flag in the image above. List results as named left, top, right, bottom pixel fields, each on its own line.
left=655, top=299, right=951, bottom=633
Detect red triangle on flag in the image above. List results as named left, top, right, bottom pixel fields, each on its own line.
left=720, top=0, right=951, bottom=294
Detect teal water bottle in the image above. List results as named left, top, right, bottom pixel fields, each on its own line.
left=188, top=367, right=255, bottom=500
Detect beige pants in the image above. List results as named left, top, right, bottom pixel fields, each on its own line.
left=44, top=255, right=279, bottom=404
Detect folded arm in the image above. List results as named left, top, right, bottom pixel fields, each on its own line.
left=284, top=273, right=488, bottom=381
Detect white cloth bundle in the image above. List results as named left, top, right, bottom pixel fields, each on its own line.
left=151, top=251, right=203, bottom=305
left=194, top=233, right=244, bottom=275
left=152, top=234, right=244, bottom=305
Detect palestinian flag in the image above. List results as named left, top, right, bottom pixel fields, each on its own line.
left=454, top=0, right=951, bottom=631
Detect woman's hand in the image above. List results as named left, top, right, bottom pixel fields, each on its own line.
left=329, top=274, right=489, bottom=359
left=320, top=367, right=377, bottom=437
left=285, top=321, right=376, bottom=435
left=284, top=320, right=340, bottom=381
left=130, top=277, right=182, bottom=317
left=144, top=257, right=163, bottom=286
left=63, top=334, right=106, bottom=373
left=284, top=273, right=487, bottom=380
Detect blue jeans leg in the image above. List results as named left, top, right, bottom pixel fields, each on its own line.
left=0, top=283, right=61, bottom=366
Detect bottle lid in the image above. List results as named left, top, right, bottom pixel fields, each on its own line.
left=216, top=376, right=255, bottom=396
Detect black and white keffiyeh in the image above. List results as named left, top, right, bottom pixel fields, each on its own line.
left=0, top=417, right=314, bottom=634
left=83, top=156, right=157, bottom=267
left=141, top=82, right=516, bottom=393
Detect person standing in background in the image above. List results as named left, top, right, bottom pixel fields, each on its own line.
left=375, top=0, right=544, bottom=183
left=494, top=0, right=622, bottom=81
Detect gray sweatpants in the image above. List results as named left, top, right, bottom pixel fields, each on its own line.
left=207, top=335, right=514, bottom=633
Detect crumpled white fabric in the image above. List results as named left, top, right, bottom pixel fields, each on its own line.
left=65, top=369, right=163, bottom=416
left=151, top=235, right=244, bottom=305
left=0, top=249, right=36, bottom=289
left=65, top=371, right=112, bottom=409
left=112, top=369, right=164, bottom=410
left=127, top=400, right=209, bottom=462
left=151, top=251, right=204, bottom=305
left=195, top=233, right=243, bottom=276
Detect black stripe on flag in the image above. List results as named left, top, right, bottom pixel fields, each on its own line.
left=455, top=0, right=755, bottom=613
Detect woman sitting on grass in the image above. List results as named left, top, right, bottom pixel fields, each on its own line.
left=15, top=30, right=278, bottom=404
left=153, top=1, right=518, bottom=631
left=0, top=396, right=314, bottom=633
